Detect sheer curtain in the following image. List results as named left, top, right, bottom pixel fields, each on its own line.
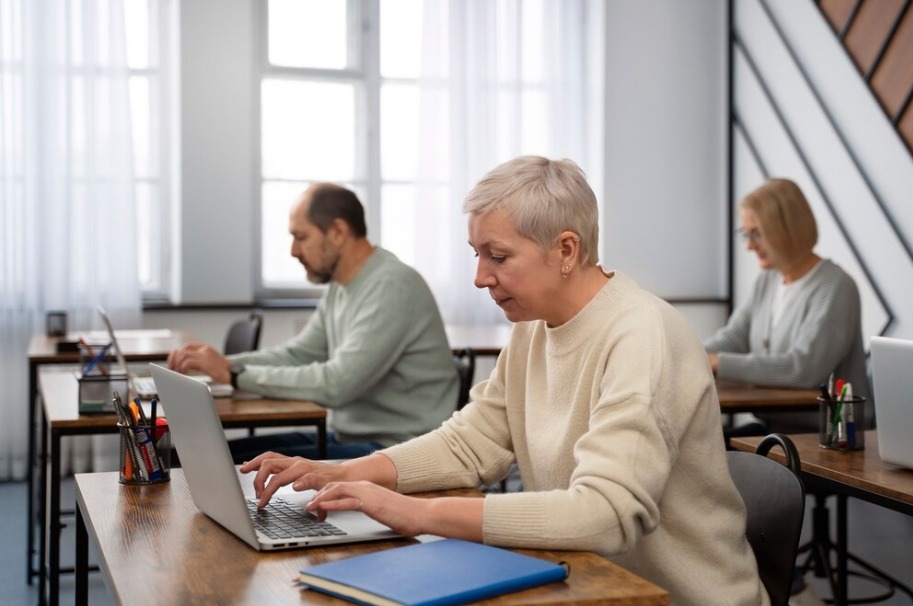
left=405, top=0, right=605, bottom=325
left=0, top=0, right=141, bottom=480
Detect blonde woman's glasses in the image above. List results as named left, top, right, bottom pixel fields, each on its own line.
left=735, top=228, right=763, bottom=243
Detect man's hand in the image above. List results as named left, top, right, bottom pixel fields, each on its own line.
left=167, top=343, right=232, bottom=384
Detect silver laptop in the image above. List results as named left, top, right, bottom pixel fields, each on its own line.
left=96, top=305, right=159, bottom=398
left=96, top=305, right=230, bottom=399
left=149, top=364, right=401, bottom=550
left=870, top=336, right=913, bottom=469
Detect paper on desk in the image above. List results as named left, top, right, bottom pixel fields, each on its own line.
left=68, top=329, right=174, bottom=341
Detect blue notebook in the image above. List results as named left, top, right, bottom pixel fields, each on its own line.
left=298, top=538, right=570, bottom=605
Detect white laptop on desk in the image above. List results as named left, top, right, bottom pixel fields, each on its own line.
left=150, top=364, right=401, bottom=551
left=870, top=336, right=913, bottom=469
left=97, top=305, right=232, bottom=399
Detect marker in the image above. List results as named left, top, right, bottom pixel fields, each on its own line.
left=837, top=383, right=849, bottom=448
left=126, top=399, right=162, bottom=480
left=845, top=383, right=856, bottom=449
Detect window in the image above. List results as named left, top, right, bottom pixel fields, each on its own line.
left=257, top=0, right=367, bottom=295
left=125, top=0, right=177, bottom=300
left=257, top=0, right=602, bottom=305
left=259, top=0, right=444, bottom=295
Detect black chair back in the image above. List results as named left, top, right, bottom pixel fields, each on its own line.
left=727, top=433, right=805, bottom=606
left=452, top=347, right=476, bottom=410
left=223, top=309, right=263, bottom=355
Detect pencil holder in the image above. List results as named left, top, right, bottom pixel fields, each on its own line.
left=78, top=374, right=129, bottom=414
left=46, top=311, right=67, bottom=337
left=118, top=421, right=171, bottom=485
left=818, top=395, right=866, bottom=451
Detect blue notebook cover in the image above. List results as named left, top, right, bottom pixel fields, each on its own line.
left=298, top=539, right=570, bottom=606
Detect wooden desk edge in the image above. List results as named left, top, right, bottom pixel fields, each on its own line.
left=730, top=433, right=913, bottom=509
left=75, top=471, right=669, bottom=606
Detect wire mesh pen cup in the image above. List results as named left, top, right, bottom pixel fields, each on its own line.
left=118, top=421, right=171, bottom=484
left=818, top=395, right=866, bottom=451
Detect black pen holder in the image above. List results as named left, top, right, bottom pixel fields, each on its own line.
left=118, top=421, right=171, bottom=485
left=46, top=311, right=67, bottom=337
left=818, top=395, right=866, bottom=451
left=78, top=374, right=129, bottom=414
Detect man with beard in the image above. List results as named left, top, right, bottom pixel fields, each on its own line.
left=168, top=183, right=458, bottom=461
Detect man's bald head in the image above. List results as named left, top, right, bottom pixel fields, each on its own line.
left=292, top=183, right=367, bottom=238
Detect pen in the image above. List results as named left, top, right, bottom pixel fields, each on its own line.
left=114, top=392, right=141, bottom=481
left=82, top=343, right=112, bottom=377
left=820, top=383, right=833, bottom=446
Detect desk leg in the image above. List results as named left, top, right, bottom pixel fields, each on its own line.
left=38, top=405, right=48, bottom=606
left=318, top=421, right=327, bottom=459
left=49, top=429, right=61, bottom=606
left=27, top=361, right=37, bottom=585
left=75, top=503, right=88, bottom=606
left=836, top=494, right=847, bottom=606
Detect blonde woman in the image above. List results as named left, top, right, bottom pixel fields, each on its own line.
left=705, top=178, right=867, bottom=434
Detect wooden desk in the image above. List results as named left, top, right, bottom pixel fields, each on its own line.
left=38, top=366, right=327, bottom=606
left=445, top=324, right=511, bottom=357
left=730, top=433, right=913, bottom=605
left=74, top=470, right=669, bottom=606
left=26, top=329, right=194, bottom=588
left=715, top=379, right=820, bottom=413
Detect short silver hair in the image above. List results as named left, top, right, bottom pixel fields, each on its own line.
left=462, top=156, right=599, bottom=265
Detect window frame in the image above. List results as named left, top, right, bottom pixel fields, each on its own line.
left=254, top=0, right=382, bottom=300
left=135, top=0, right=177, bottom=304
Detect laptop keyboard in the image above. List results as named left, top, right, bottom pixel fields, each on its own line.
left=246, top=497, right=347, bottom=540
left=133, top=376, right=157, bottom=397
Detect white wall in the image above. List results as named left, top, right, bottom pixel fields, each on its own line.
left=602, top=0, right=730, bottom=339
left=178, top=0, right=256, bottom=304
left=603, top=0, right=729, bottom=301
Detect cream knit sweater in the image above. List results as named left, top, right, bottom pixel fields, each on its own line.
left=384, top=272, right=769, bottom=606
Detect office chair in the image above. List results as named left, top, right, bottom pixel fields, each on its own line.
left=223, top=309, right=264, bottom=438
left=727, top=433, right=806, bottom=606
left=451, top=348, right=515, bottom=493
left=452, top=347, right=476, bottom=410
left=223, top=309, right=263, bottom=355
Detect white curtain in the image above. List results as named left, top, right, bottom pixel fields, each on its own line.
left=0, top=0, right=142, bottom=480
left=408, top=0, right=605, bottom=325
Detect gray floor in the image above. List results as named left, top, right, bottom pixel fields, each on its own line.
left=1, top=478, right=114, bottom=606
left=2, top=477, right=911, bottom=605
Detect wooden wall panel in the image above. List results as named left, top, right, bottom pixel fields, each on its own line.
left=870, top=7, right=913, bottom=117
left=819, top=0, right=859, bottom=34
left=844, top=0, right=905, bottom=73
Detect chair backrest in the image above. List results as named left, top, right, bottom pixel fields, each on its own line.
left=727, top=434, right=805, bottom=606
left=223, top=309, right=263, bottom=355
left=452, top=347, right=476, bottom=410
